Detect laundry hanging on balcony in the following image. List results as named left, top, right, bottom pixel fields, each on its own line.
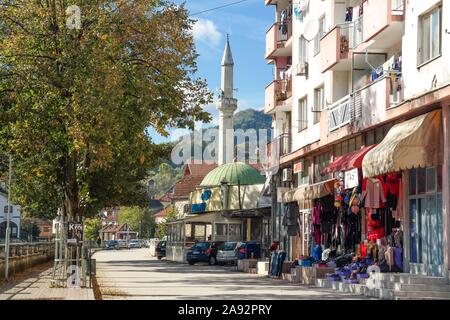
left=362, top=110, right=442, bottom=178
left=293, top=0, right=309, bottom=21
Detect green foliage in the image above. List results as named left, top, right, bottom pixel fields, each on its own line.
left=147, top=162, right=183, bottom=198
left=155, top=205, right=177, bottom=239
left=84, top=217, right=102, bottom=241
left=119, top=206, right=156, bottom=239
left=0, top=1, right=212, bottom=219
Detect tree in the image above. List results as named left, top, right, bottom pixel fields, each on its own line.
left=147, top=162, right=183, bottom=199
left=119, top=206, right=156, bottom=239
left=155, top=205, right=177, bottom=239
left=0, top=1, right=212, bottom=220
left=84, top=217, right=102, bottom=241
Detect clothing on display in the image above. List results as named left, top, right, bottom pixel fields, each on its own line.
left=345, top=7, right=353, bottom=21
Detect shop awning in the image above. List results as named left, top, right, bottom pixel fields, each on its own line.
left=321, top=144, right=377, bottom=176
left=283, top=178, right=336, bottom=209
left=362, top=110, right=442, bottom=178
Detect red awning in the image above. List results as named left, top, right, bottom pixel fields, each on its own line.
left=321, top=144, right=377, bottom=176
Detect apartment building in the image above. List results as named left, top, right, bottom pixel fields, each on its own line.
left=264, top=0, right=450, bottom=278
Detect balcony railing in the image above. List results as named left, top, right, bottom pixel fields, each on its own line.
left=320, top=18, right=362, bottom=72
left=329, top=72, right=404, bottom=132
left=328, top=95, right=352, bottom=132
left=266, top=133, right=292, bottom=167
left=363, top=0, right=404, bottom=44
left=265, top=21, right=292, bottom=59
left=264, top=77, right=292, bottom=114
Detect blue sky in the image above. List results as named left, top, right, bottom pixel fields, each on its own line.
left=150, top=0, right=274, bottom=143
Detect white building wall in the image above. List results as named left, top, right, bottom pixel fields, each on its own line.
left=0, top=193, right=21, bottom=238
left=402, top=0, right=450, bottom=99
left=291, top=0, right=330, bottom=152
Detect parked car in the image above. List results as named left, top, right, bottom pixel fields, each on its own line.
left=105, top=240, right=119, bottom=250
left=186, top=241, right=224, bottom=265
left=156, top=240, right=166, bottom=260
left=235, top=241, right=261, bottom=260
left=118, top=240, right=128, bottom=249
left=128, top=239, right=142, bottom=248
left=216, top=242, right=238, bottom=265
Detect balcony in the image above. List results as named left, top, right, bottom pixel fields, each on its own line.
left=266, top=133, right=292, bottom=168
left=328, top=95, right=352, bottom=132
left=328, top=72, right=405, bottom=132
left=264, top=77, right=292, bottom=114
left=265, top=22, right=293, bottom=60
left=353, top=73, right=404, bottom=130
left=320, top=18, right=363, bottom=73
left=363, top=0, right=404, bottom=49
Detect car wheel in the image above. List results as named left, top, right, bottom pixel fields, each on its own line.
left=157, top=256, right=162, bottom=260
left=188, top=261, right=195, bottom=265
left=208, top=256, right=217, bottom=265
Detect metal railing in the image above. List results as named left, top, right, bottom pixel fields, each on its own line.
left=328, top=95, right=352, bottom=131
left=266, top=133, right=292, bottom=162
left=336, top=16, right=364, bottom=52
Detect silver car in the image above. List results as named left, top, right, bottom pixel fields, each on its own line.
left=216, top=242, right=238, bottom=265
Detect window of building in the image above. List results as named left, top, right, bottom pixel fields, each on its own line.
left=43, top=227, right=50, bottom=232
left=299, top=36, right=308, bottom=64
left=215, top=223, right=227, bottom=236
left=418, top=5, right=442, bottom=66
left=297, top=159, right=311, bottom=187
left=298, top=96, right=308, bottom=132
left=228, top=224, right=242, bottom=237
left=313, top=85, right=325, bottom=124
left=314, top=152, right=332, bottom=183
left=314, top=16, right=326, bottom=55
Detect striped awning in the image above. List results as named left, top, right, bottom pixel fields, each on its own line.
left=282, top=178, right=336, bottom=209
left=362, top=110, right=442, bottom=178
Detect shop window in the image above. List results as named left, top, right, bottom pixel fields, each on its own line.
left=418, top=4, right=442, bottom=66
left=297, top=159, right=311, bottom=186
left=418, top=168, right=426, bottom=194
left=185, top=224, right=191, bottom=238
left=341, top=140, right=349, bottom=155
left=426, top=167, right=436, bottom=192
left=409, top=169, right=417, bottom=195
left=229, top=224, right=241, bottom=237
left=375, top=127, right=384, bottom=144
left=355, top=135, right=363, bottom=149
left=314, top=152, right=331, bottom=183
left=437, top=166, right=442, bottom=192
left=366, top=130, right=375, bottom=146
left=334, top=143, right=342, bottom=158
left=215, top=223, right=227, bottom=236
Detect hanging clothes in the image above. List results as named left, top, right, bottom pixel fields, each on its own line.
left=361, top=178, right=386, bottom=209
left=345, top=7, right=353, bottom=22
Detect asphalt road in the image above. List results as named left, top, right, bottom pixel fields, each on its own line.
left=94, top=248, right=368, bottom=300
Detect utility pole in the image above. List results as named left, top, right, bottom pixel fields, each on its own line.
left=4, top=155, right=12, bottom=281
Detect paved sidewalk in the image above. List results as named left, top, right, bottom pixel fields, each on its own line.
left=95, top=249, right=373, bottom=300
left=0, top=262, right=95, bottom=300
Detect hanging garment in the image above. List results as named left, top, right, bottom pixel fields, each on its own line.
left=393, top=178, right=403, bottom=221
left=394, top=247, right=403, bottom=271
left=359, top=3, right=364, bottom=16
left=384, top=173, right=400, bottom=196
left=345, top=7, right=353, bottom=21
left=385, top=247, right=395, bottom=271
left=312, top=245, right=323, bottom=261
left=361, top=178, right=387, bottom=209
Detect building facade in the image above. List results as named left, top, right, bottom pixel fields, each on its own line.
left=264, top=0, right=450, bottom=277
left=0, top=191, right=21, bottom=240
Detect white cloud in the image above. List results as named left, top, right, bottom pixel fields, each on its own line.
left=192, top=19, right=222, bottom=47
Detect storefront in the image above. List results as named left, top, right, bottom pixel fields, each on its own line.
left=276, top=111, right=443, bottom=282
left=363, top=109, right=444, bottom=276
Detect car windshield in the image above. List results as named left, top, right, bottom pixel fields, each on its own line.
left=130, top=240, right=138, bottom=243
left=193, top=242, right=210, bottom=250
left=158, top=241, right=166, bottom=247
left=220, top=242, right=237, bottom=250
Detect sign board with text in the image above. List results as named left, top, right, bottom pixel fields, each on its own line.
left=344, top=168, right=359, bottom=189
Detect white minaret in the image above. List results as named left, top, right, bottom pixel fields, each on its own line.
left=217, top=35, right=237, bottom=166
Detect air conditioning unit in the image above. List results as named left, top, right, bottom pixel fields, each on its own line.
left=295, top=62, right=308, bottom=76
left=282, top=168, right=293, bottom=182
